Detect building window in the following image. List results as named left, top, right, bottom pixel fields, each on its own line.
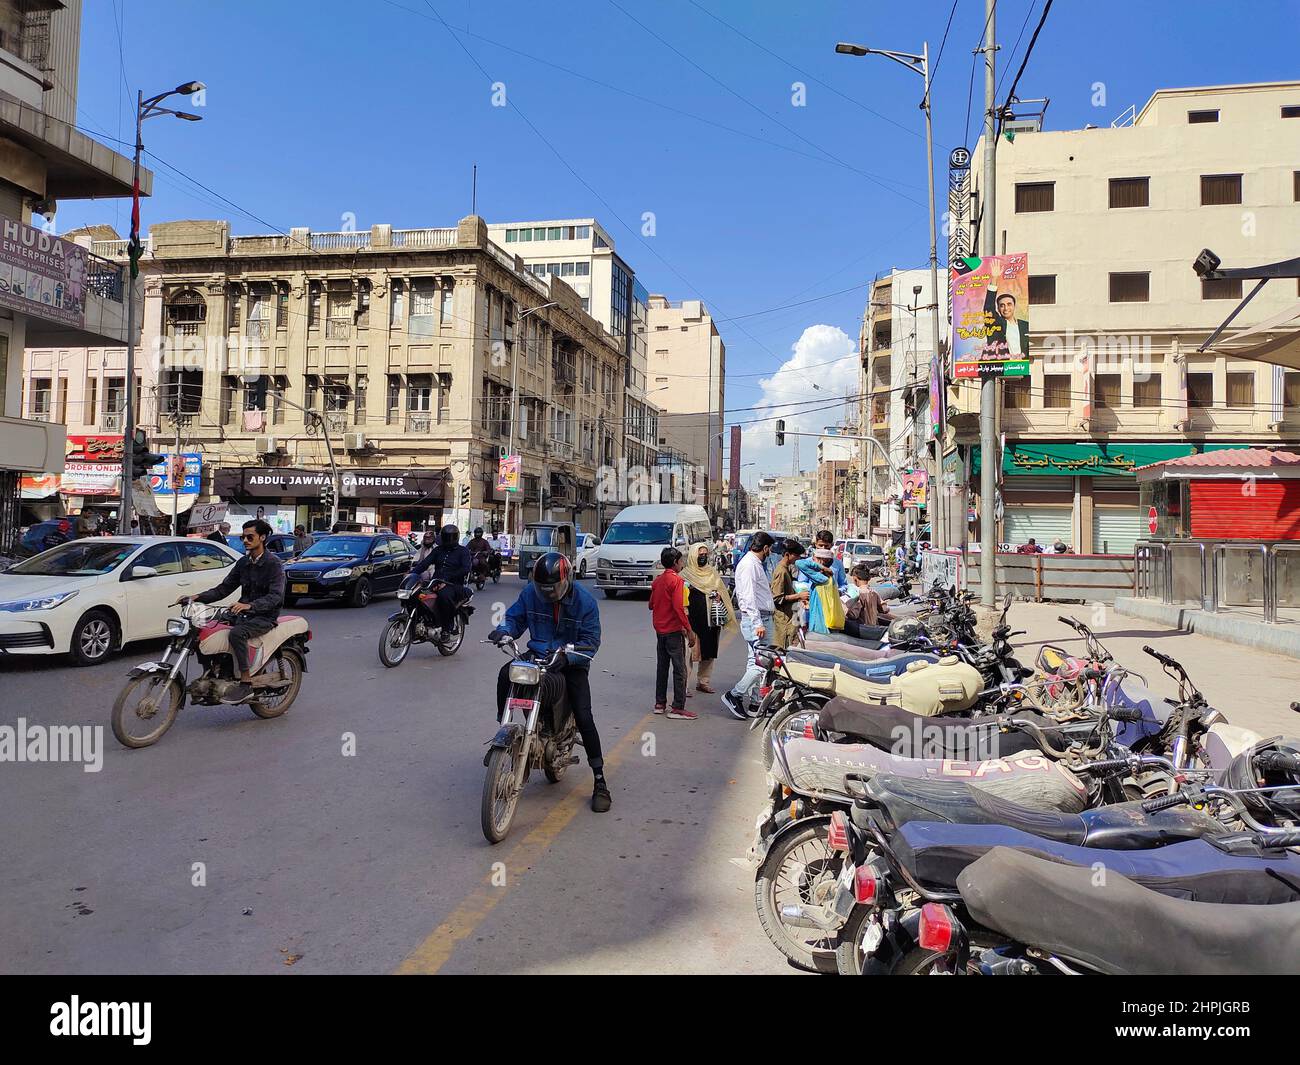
left=439, top=282, right=453, bottom=327
left=1003, top=376, right=1030, bottom=409
left=410, top=280, right=436, bottom=336
left=165, top=290, right=206, bottom=336
left=1200, top=174, right=1242, bottom=205
left=86, top=375, right=98, bottom=425
left=1285, top=372, right=1300, bottom=408
left=1226, top=371, right=1255, bottom=409
left=1187, top=109, right=1219, bottom=124
left=1294, top=171, right=1300, bottom=202
left=390, top=280, right=404, bottom=325
left=220, top=375, right=239, bottom=425
left=1201, top=277, right=1244, bottom=300
left=325, top=284, right=353, bottom=339
left=1108, top=176, right=1149, bottom=208
left=355, top=280, right=370, bottom=328
left=1043, top=374, right=1071, bottom=408
left=308, top=283, right=321, bottom=329
left=1014, top=182, right=1054, bottom=213
left=1028, top=275, right=1056, bottom=305
left=272, top=375, right=289, bottom=424
left=1109, top=272, right=1150, bottom=303
left=1283, top=105, right=1300, bottom=118
left=1187, top=372, right=1214, bottom=408
left=304, top=374, right=319, bottom=411
left=1095, top=373, right=1121, bottom=408
left=386, top=374, right=401, bottom=424
left=247, top=286, right=271, bottom=340
left=408, top=374, right=433, bottom=432
left=164, top=369, right=203, bottom=415
left=227, top=289, right=241, bottom=331
left=438, top=373, right=452, bottom=423
left=1133, top=373, right=1162, bottom=407
left=276, top=286, right=289, bottom=330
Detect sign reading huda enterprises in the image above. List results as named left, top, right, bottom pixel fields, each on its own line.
left=0, top=216, right=89, bottom=329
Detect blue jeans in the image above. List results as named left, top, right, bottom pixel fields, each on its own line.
left=732, top=611, right=774, bottom=699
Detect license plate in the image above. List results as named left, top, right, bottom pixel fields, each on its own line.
left=507, top=697, right=537, bottom=714
left=292, top=583, right=308, bottom=594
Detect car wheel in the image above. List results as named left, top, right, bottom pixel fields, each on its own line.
left=349, top=577, right=373, bottom=608
left=69, top=609, right=118, bottom=666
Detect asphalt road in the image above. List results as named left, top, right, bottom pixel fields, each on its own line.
left=0, top=577, right=783, bottom=974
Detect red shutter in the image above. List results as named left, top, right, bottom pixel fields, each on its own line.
left=1189, top=480, right=1300, bottom=539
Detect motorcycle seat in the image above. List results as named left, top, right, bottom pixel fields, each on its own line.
left=198, top=615, right=309, bottom=659
left=786, top=648, right=935, bottom=681
left=818, top=698, right=1044, bottom=759
left=958, top=846, right=1300, bottom=975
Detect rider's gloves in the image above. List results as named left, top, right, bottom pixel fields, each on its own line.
left=547, top=650, right=568, bottom=672
left=488, top=627, right=510, bottom=645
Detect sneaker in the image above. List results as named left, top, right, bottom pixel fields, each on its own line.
left=721, top=690, right=747, bottom=720
left=591, top=779, right=612, bottom=813
left=666, top=707, right=697, bottom=721
left=221, top=681, right=253, bottom=705
left=653, top=703, right=666, bottom=715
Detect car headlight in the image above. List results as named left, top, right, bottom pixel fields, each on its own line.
left=0, top=590, right=79, bottom=612
left=322, top=567, right=353, bottom=580
left=508, top=662, right=542, bottom=686
left=166, top=617, right=190, bottom=636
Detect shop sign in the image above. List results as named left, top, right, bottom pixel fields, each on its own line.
left=972, top=443, right=1250, bottom=477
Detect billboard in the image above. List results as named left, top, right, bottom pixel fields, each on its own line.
left=901, top=469, right=928, bottom=509
left=497, top=454, right=521, bottom=493
left=0, top=216, right=90, bottom=329
left=729, top=425, right=741, bottom=491
left=60, top=435, right=122, bottom=496
left=951, top=253, right=1030, bottom=379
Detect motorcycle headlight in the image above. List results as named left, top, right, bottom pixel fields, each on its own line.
left=396, top=588, right=413, bottom=599
left=0, top=589, right=79, bottom=612
left=166, top=617, right=190, bottom=637
left=322, top=567, right=353, bottom=580
left=508, top=662, right=542, bottom=686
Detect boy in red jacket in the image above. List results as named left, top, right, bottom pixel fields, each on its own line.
left=649, top=546, right=698, bottom=720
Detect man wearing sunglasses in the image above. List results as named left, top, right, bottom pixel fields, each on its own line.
left=179, top=518, right=286, bottom=704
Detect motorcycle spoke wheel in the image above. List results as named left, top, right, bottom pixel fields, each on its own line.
left=436, top=618, right=465, bottom=656
left=250, top=651, right=302, bottom=718
left=481, top=745, right=523, bottom=844
left=379, top=617, right=412, bottom=667
left=111, top=674, right=183, bottom=748
left=754, top=820, right=842, bottom=973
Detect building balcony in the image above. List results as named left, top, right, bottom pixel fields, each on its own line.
left=406, top=412, right=432, bottom=433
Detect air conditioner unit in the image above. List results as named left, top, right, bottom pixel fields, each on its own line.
left=344, top=431, right=367, bottom=450
left=255, top=435, right=279, bottom=454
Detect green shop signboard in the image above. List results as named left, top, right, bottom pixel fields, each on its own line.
left=972, top=443, right=1248, bottom=477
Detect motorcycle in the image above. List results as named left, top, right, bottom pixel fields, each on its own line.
left=110, top=602, right=311, bottom=748
left=377, top=570, right=474, bottom=667
left=480, top=636, right=593, bottom=844
left=469, top=549, right=501, bottom=590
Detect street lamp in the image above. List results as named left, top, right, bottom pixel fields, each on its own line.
left=835, top=39, right=946, bottom=551
left=120, top=81, right=204, bottom=534
left=503, top=301, right=557, bottom=536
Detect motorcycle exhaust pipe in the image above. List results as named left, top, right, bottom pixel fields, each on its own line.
left=778, top=904, right=843, bottom=931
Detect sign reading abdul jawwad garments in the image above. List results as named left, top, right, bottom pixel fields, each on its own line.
left=0, top=216, right=89, bottom=329
left=220, top=466, right=448, bottom=500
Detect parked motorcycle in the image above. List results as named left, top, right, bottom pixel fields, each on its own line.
left=377, top=570, right=474, bottom=667
left=480, top=636, right=593, bottom=844
left=110, top=603, right=311, bottom=748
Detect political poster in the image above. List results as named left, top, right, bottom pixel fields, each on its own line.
left=952, top=253, right=1031, bottom=379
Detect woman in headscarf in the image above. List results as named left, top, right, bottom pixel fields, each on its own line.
left=681, top=541, right=738, bottom=694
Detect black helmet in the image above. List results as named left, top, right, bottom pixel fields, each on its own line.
left=531, top=550, right=573, bottom=604
left=440, top=524, right=459, bottom=547
left=1221, top=737, right=1300, bottom=821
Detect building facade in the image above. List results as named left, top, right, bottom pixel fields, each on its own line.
left=645, top=295, right=726, bottom=521
left=123, top=215, right=625, bottom=536
left=756, top=472, right=814, bottom=534
left=0, top=0, right=143, bottom=548
left=951, top=80, right=1300, bottom=554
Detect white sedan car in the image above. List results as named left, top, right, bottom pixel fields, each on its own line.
left=0, top=536, right=241, bottom=665
left=577, top=532, right=601, bottom=579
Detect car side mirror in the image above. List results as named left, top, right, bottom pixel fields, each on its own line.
left=130, top=565, right=159, bottom=580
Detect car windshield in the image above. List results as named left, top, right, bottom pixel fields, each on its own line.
left=8, top=541, right=136, bottom=576
left=603, top=522, right=673, bottom=545
left=522, top=526, right=555, bottom=546
left=298, top=536, right=369, bottom=558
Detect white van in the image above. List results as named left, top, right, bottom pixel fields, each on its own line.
left=595, top=503, right=712, bottom=598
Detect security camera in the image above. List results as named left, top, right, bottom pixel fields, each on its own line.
left=1193, top=248, right=1222, bottom=278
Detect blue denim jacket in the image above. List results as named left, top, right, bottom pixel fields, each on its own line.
left=500, top=581, right=602, bottom=668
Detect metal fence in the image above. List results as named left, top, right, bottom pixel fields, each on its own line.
left=1134, top=539, right=1300, bottom=623
left=924, top=550, right=1136, bottom=603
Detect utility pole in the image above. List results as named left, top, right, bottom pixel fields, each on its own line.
left=978, top=0, right=999, bottom=607
left=171, top=381, right=182, bottom=535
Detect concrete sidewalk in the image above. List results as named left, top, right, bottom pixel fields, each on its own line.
left=1010, top=601, right=1300, bottom=739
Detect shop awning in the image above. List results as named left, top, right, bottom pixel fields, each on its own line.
left=1202, top=300, right=1300, bottom=369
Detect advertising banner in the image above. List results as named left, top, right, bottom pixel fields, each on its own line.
left=0, top=215, right=90, bottom=329
left=59, top=435, right=122, bottom=496
left=497, top=454, right=521, bottom=493
left=951, top=253, right=1031, bottom=379
left=901, top=469, right=928, bottom=509
left=148, top=453, right=201, bottom=496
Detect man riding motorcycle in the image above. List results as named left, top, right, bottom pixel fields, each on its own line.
left=488, top=551, right=610, bottom=813
left=410, top=524, right=472, bottom=633
left=466, top=526, right=492, bottom=582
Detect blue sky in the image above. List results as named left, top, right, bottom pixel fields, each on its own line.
left=64, top=0, right=1300, bottom=480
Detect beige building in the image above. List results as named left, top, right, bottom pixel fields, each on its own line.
left=946, top=80, right=1300, bottom=554
left=645, top=295, right=725, bottom=520
left=756, top=472, right=814, bottom=534
left=119, top=215, right=625, bottom=535
left=0, top=0, right=145, bottom=548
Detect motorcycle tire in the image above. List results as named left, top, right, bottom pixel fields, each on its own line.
left=481, top=745, right=524, bottom=844
left=378, top=616, right=412, bottom=668
left=436, top=616, right=465, bottom=656
left=111, top=673, right=184, bottom=748
left=753, top=817, right=841, bottom=974
left=761, top=694, right=830, bottom=772
left=250, top=648, right=304, bottom=719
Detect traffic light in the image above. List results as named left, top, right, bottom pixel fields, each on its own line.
left=130, top=428, right=164, bottom=476
left=459, top=483, right=471, bottom=507
left=319, top=481, right=335, bottom=509
left=775, top=419, right=786, bottom=447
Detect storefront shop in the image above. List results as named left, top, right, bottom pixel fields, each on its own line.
left=973, top=443, right=1251, bottom=554
left=213, top=466, right=448, bottom=534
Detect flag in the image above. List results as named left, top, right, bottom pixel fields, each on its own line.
left=127, top=173, right=142, bottom=280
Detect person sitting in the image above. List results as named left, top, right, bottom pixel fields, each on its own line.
left=1016, top=537, right=1044, bottom=554
left=844, top=562, right=893, bottom=641
left=411, top=524, right=473, bottom=632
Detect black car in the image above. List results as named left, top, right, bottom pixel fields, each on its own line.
left=283, top=533, right=413, bottom=607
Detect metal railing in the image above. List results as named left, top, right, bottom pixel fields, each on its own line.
left=1209, top=543, right=1268, bottom=614
left=1135, top=538, right=1300, bottom=624
left=85, top=253, right=124, bottom=302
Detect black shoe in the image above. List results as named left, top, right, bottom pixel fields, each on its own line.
left=721, top=690, right=747, bottom=720
left=591, top=779, right=612, bottom=813
left=221, top=681, right=253, bottom=704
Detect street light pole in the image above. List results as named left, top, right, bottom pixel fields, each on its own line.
left=504, top=301, right=557, bottom=538
left=119, top=81, right=204, bottom=535
left=978, top=0, right=999, bottom=607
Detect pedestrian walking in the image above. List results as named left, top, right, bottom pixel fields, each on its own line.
left=648, top=546, right=698, bottom=720
left=721, top=531, right=775, bottom=720
left=681, top=540, right=738, bottom=694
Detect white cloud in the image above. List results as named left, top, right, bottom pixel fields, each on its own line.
left=739, top=323, right=858, bottom=479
